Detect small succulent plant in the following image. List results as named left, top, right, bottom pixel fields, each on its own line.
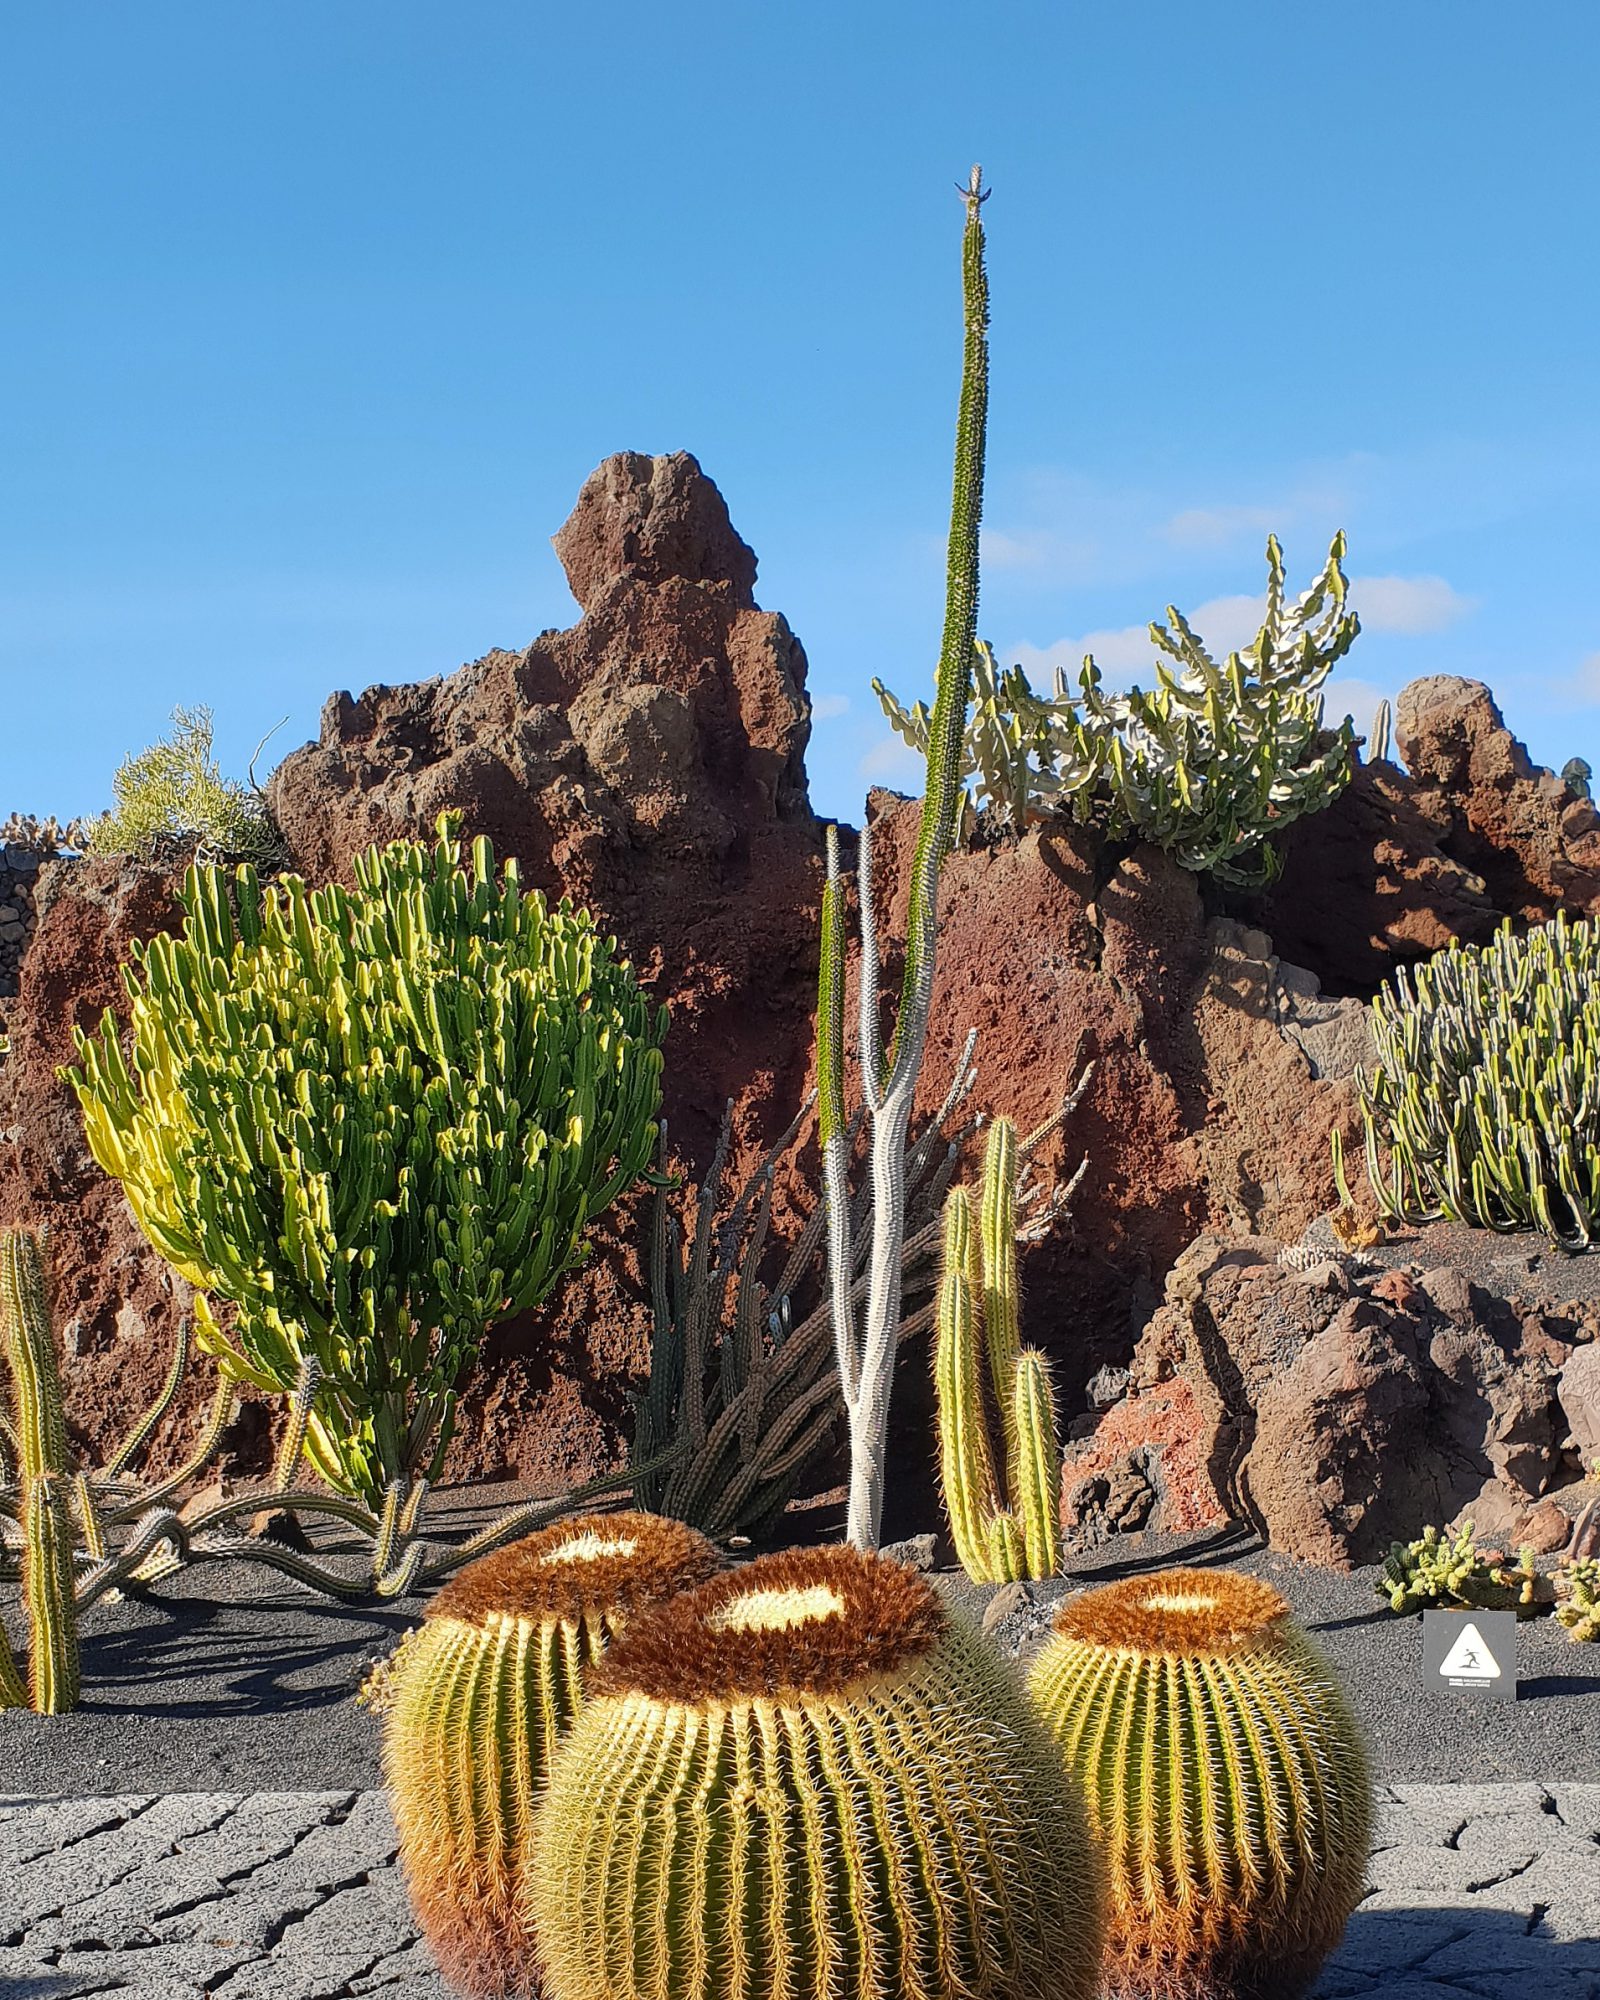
left=1378, top=1522, right=1543, bottom=1619
left=1556, top=1556, right=1600, bottom=1642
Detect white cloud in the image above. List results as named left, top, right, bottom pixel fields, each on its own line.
left=1350, top=574, right=1475, bottom=635
left=1161, top=504, right=1280, bottom=550
left=1006, top=591, right=1270, bottom=691
left=809, top=692, right=851, bottom=722
left=858, top=734, right=925, bottom=788
left=1553, top=652, right=1600, bottom=707
left=1323, top=677, right=1391, bottom=741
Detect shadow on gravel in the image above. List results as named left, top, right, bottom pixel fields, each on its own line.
left=1075, top=1522, right=1265, bottom=1580
left=68, top=1594, right=415, bottom=1717
left=1316, top=1903, right=1600, bottom=1996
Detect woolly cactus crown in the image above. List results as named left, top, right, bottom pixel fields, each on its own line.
left=594, top=1544, right=948, bottom=1704
left=1049, top=1568, right=1291, bottom=1658
left=425, top=1510, right=721, bottom=1629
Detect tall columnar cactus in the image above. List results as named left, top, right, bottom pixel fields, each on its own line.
left=379, top=1513, right=720, bottom=2000
left=528, top=1543, right=1104, bottom=2000
left=936, top=1116, right=1061, bottom=1581
left=1027, top=1569, right=1372, bottom=2000
left=1353, top=912, right=1600, bottom=1252
left=0, top=1229, right=81, bottom=1713
left=66, top=813, right=666, bottom=1502
left=819, top=168, right=988, bottom=1551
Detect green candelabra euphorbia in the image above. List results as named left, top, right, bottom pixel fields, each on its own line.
left=66, top=814, right=666, bottom=1503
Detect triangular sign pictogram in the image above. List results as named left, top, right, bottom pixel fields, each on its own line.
left=1439, top=1621, right=1501, bottom=1679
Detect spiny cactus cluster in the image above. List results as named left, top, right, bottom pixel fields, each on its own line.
left=1556, top=1556, right=1600, bottom=1641
left=380, top=1512, right=721, bottom=1999
left=1355, top=912, right=1600, bottom=1252
left=935, top=1107, right=1085, bottom=1582
left=876, top=533, right=1359, bottom=883
left=1377, top=1521, right=1543, bottom=1618
left=529, top=1543, right=1105, bottom=2000
left=67, top=814, right=666, bottom=1503
left=1027, top=1568, right=1372, bottom=2000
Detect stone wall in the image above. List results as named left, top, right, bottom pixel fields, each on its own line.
left=0, top=841, right=48, bottom=1001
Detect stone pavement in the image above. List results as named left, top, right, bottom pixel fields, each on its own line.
left=1, top=1783, right=1597, bottom=1998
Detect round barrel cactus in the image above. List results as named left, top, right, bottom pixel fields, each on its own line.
left=1027, top=1569, right=1371, bottom=2000
left=382, top=1511, right=720, bottom=2000
left=528, top=1543, right=1104, bottom=2000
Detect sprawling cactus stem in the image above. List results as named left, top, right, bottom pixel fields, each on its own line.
left=821, top=168, right=987, bottom=1551
left=1028, top=1569, right=1371, bottom=2000
left=383, top=1512, right=721, bottom=2000
left=0, top=1229, right=81, bottom=1712
left=935, top=1116, right=1062, bottom=1582
left=528, top=1544, right=1104, bottom=2000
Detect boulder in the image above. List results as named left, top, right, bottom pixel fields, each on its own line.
left=1065, top=1232, right=1580, bottom=1567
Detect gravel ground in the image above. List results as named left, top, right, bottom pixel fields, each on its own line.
left=1, top=1783, right=1597, bottom=1997
left=5, top=1519, right=1598, bottom=1798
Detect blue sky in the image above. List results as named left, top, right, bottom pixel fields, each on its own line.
left=4, top=4, right=1598, bottom=827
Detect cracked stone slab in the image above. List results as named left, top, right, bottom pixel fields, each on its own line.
left=4, top=1784, right=1600, bottom=1996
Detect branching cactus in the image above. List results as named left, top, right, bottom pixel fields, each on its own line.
left=66, top=812, right=666, bottom=1502
left=1377, top=1521, right=1543, bottom=1618
left=528, top=1543, right=1105, bottom=2000
left=1353, top=912, right=1600, bottom=1252
left=877, top=534, right=1359, bottom=881
left=0, top=1229, right=80, bottom=1713
left=819, top=168, right=989, bottom=1551
left=1028, top=1569, right=1371, bottom=2000
left=378, top=1512, right=720, bottom=1999
left=1557, top=1556, right=1600, bottom=1641
left=936, top=1111, right=1080, bottom=1582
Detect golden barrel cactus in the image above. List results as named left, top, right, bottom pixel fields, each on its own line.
left=381, top=1511, right=720, bottom=1999
left=1026, top=1569, right=1371, bottom=2000
left=527, top=1543, right=1104, bottom=2000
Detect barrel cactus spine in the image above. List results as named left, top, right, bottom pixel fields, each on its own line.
left=1027, top=1569, right=1371, bottom=2000
left=529, top=1543, right=1104, bottom=2000
left=381, top=1511, right=721, bottom=2000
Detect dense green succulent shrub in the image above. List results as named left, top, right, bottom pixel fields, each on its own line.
left=65, top=815, right=666, bottom=1503
left=1355, top=912, right=1600, bottom=1251
left=876, top=533, right=1359, bottom=884
left=82, top=705, right=281, bottom=865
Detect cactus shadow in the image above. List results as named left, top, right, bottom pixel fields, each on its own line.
left=69, top=1591, right=415, bottom=1718
left=1311, top=1900, right=1600, bottom=1996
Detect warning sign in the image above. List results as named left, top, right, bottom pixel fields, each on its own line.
left=1423, top=1608, right=1517, bottom=1702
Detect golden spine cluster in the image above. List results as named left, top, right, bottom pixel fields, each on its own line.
left=1026, top=1570, right=1372, bottom=2000
left=527, top=1545, right=1104, bottom=2000
left=382, top=1511, right=720, bottom=1999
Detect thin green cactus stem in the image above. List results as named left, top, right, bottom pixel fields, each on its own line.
left=820, top=169, right=989, bottom=1553
left=24, top=1476, right=80, bottom=1714
left=1, top=1230, right=68, bottom=1481
left=0, top=1610, right=25, bottom=1709
left=934, top=1116, right=1062, bottom=1583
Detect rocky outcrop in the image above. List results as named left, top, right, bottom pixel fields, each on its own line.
left=1252, top=679, right=1600, bottom=995
left=1065, top=1231, right=1590, bottom=1567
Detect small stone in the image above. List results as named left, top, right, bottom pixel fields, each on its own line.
left=878, top=1532, right=938, bottom=1572
left=982, top=1581, right=1032, bottom=1635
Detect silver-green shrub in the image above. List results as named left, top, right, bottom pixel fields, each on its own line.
left=875, top=533, right=1360, bottom=884
left=83, top=705, right=281, bottom=866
